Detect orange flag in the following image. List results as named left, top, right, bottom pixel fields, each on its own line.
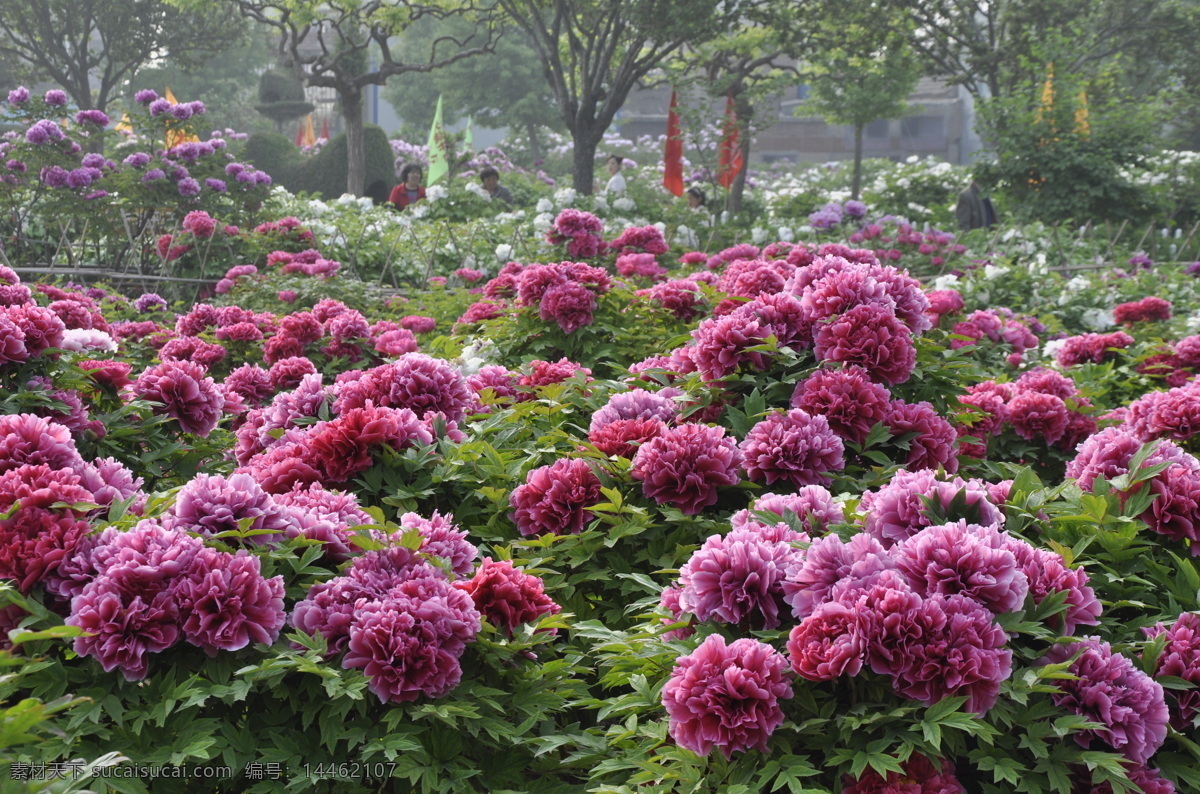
left=662, top=90, right=684, bottom=197
left=717, top=93, right=743, bottom=189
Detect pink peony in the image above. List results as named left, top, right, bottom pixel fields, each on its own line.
left=1145, top=612, right=1200, bottom=730
left=661, top=634, right=793, bottom=759
left=791, top=366, right=892, bottom=445
left=333, top=354, right=473, bottom=423
left=731, top=487, right=845, bottom=537
left=814, top=303, right=916, bottom=385
left=892, top=521, right=1028, bottom=614
left=687, top=313, right=772, bottom=382
left=1041, top=638, right=1169, bottom=764
left=0, top=414, right=85, bottom=474
left=631, top=424, right=742, bottom=515
left=860, top=469, right=1003, bottom=548
left=787, top=600, right=867, bottom=681
left=739, top=409, right=845, bottom=488
left=509, top=458, right=603, bottom=536
left=884, top=400, right=959, bottom=473
left=677, top=531, right=804, bottom=630
left=539, top=280, right=597, bottom=333
left=342, top=580, right=480, bottom=703
left=133, top=360, right=223, bottom=437
left=782, top=532, right=896, bottom=620
left=864, top=588, right=1012, bottom=714
left=168, top=472, right=300, bottom=545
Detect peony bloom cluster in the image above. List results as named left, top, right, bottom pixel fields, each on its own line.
left=333, top=353, right=474, bottom=423
left=791, top=366, right=891, bottom=445
left=957, top=370, right=1095, bottom=457
left=632, top=424, right=741, bottom=514
left=1114, top=296, right=1172, bottom=324
left=66, top=521, right=285, bottom=680
left=950, top=307, right=1039, bottom=363
left=1055, top=331, right=1135, bottom=367
left=292, top=547, right=480, bottom=703
left=1067, top=427, right=1200, bottom=553
left=609, top=224, right=668, bottom=256
left=1123, top=380, right=1200, bottom=445
left=661, top=634, right=793, bottom=759
left=1041, top=638, right=1169, bottom=764
left=546, top=209, right=604, bottom=259
left=511, top=261, right=611, bottom=334
left=509, top=458, right=603, bottom=536
left=1144, top=612, right=1200, bottom=730
left=740, top=409, right=844, bottom=488
left=588, top=387, right=678, bottom=458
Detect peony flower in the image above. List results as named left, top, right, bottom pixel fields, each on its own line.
left=454, top=557, right=561, bottom=636
left=782, top=532, right=895, bottom=620
left=859, top=469, right=1003, bottom=548
left=342, top=580, right=480, bottom=703
left=168, top=472, right=300, bottom=544
left=0, top=414, right=85, bottom=474
left=133, top=360, right=223, bottom=437
left=687, top=313, right=771, bottom=382
left=333, top=354, right=474, bottom=423
left=678, top=531, right=804, bottom=630
left=790, top=366, right=891, bottom=444
left=739, top=409, right=845, bottom=488
left=884, top=400, right=959, bottom=473
left=892, top=521, right=1028, bottom=614
left=175, top=548, right=286, bottom=656
left=631, top=424, right=741, bottom=515
left=1144, top=612, right=1200, bottom=730
left=509, top=458, right=603, bottom=536
left=1041, top=638, right=1168, bottom=764
left=661, top=634, right=793, bottom=759
left=787, top=599, right=867, bottom=681
left=539, top=280, right=597, bottom=333
left=813, top=303, right=916, bottom=385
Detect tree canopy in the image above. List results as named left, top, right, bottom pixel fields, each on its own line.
left=0, top=0, right=242, bottom=113
left=195, top=0, right=499, bottom=195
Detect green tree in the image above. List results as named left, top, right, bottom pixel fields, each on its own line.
left=496, top=0, right=740, bottom=194
left=0, top=0, right=242, bottom=116
left=974, top=53, right=1160, bottom=224
left=900, top=0, right=1184, bottom=100
left=671, top=4, right=808, bottom=213
left=382, top=19, right=563, bottom=164
left=128, top=25, right=278, bottom=137
left=800, top=9, right=921, bottom=199
left=195, top=0, right=498, bottom=196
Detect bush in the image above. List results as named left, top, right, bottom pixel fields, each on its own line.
left=244, top=125, right=397, bottom=202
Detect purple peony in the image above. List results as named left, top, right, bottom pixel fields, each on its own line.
left=631, top=424, right=742, bottom=515
left=740, top=409, right=845, bottom=488
left=509, top=458, right=603, bottom=536
left=661, top=634, right=793, bottom=759
left=133, top=360, right=223, bottom=437
left=1042, top=637, right=1169, bottom=764
left=175, top=547, right=285, bottom=656
left=678, top=530, right=804, bottom=630
left=892, top=521, right=1028, bottom=614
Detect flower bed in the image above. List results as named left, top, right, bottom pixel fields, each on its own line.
left=1, top=91, right=1199, bottom=794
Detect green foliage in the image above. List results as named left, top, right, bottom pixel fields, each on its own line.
left=244, top=125, right=397, bottom=202
left=253, top=69, right=314, bottom=129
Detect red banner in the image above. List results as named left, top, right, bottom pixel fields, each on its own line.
left=662, top=90, right=684, bottom=197
left=717, top=93, right=743, bottom=189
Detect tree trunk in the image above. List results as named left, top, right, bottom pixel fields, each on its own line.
left=526, top=122, right=542, bottom=166
left=342, top=88, right=366, bottom=196
left=727, top=94, right=753, bottom=214
left=572, top=132, right=598, bottom=195
left=728, top=130, right=752, bottom=214
left=852, top=122, right=864, bottom=200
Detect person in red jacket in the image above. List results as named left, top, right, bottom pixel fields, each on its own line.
left=389, top=164, right=426, bottom=209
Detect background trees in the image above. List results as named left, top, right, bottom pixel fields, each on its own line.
left=495, top=0, right=739, bottom=194
left=196, top=0, right=498, bottom=196
left=0, top=0, right=242, bottom=116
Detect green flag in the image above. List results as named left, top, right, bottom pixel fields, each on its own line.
left=426, top=94, right=449, bottom=185
left=463, top=115, right=474, bottom=151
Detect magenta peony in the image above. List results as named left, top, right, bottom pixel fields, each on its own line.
left=814, top=303, right=916, bottom=385
left=661, top=634, right=793, bottom=759
left=678, top=531, right=804, bottom=630
left=133, top=360, right=223, bottom=436
left=739, top=409, right=845, bottom=488
left=175, top=548, right=286, bottom=656
left=631, top=424, right=742, bottom=515
left=790, top=366, right=892, bottom=444
left=1041, top=637, right=1169, bottom=764
left=509, top=458, right=603, bottom=536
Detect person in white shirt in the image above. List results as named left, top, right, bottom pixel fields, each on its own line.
left=603, top=154, right=626, bottom=195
